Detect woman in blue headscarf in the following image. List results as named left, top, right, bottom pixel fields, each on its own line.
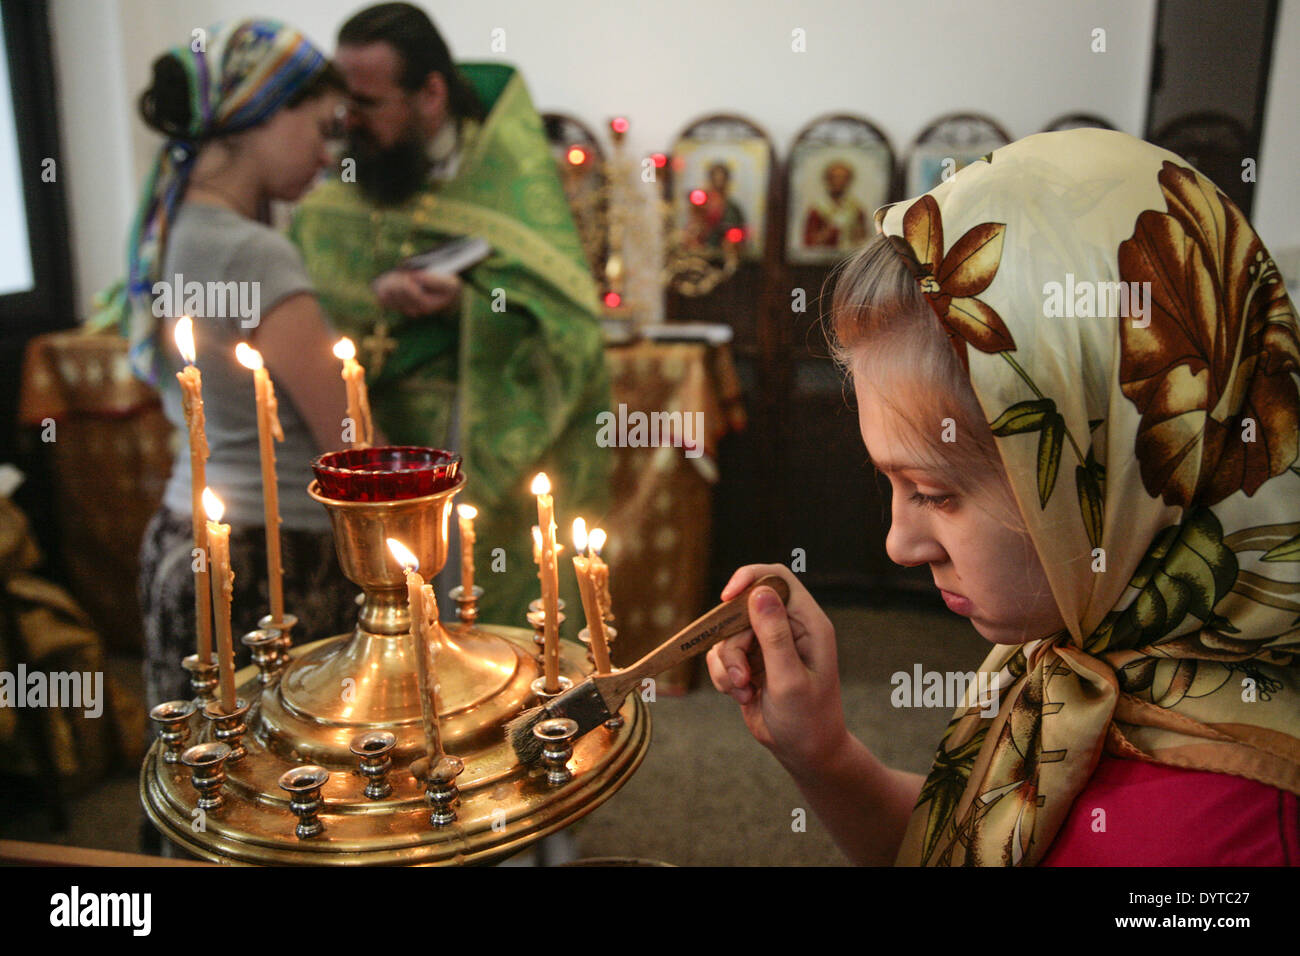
left=124, top=19, right=378, bottom=709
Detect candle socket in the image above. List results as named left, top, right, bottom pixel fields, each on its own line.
left=577, top=625, right=622, bottom=728
left=181, top=741, right=232, bottom=810
left=202, top=698, right=250, bottom=762
left=526, top=598, right=565, bottom=668
left=181, top=654, right=218, bottom=709
left=529, top=675, right=573, bottom=704
left=448, top=584, right=483, bottom=626
left=350, top=731, right=396, bottom=800
left=149, top=699, right=196, bottom=764
left=241, top=628, right=282, bottom=684
left=279, top=765, right=330, bottom=839
left=533, top=718, right=579, bottom=786
left=259, top=612, right=297, bottom=670
left=425, top=754, right=465, bottom=827
left=577, top=625, right=618, bottom=669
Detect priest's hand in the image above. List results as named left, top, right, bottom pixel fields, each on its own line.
left=372, top=269, right=462, bottom=317
left=706, top=564, right=849, bottom=775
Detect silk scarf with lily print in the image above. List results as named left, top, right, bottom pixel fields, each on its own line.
left=880, top=129, right=1300, bottom=866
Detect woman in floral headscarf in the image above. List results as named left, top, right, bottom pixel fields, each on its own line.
left=708, top=128, right=1300, bottom=865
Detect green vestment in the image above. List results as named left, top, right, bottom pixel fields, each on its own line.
left=289, top=63, right=611, bottom=627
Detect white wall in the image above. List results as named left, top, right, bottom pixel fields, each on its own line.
left=1256, top=0, right=1300, bottom=266
left=54, top=0, right=1300, bottom=316
left=50, top=0, right=135, bottom=314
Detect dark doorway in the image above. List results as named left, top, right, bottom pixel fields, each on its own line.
left=1145, top=0, right=1280, bottom=216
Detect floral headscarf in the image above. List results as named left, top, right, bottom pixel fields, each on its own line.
left=123, top=19, right=328, bottom=384
left=880, top=129, right=1300, bottom=866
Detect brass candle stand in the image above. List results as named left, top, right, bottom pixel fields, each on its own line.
left=141, top=459, right=650, bottom=865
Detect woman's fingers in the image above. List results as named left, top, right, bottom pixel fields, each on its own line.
left=721, top=563, right=791, bottom=601
left=720, top=566, right=759, bottom=601
left=713, top=630, right=754, bottom=688
left=747, top=586, right=804, bottom=697
left=705, top=644, right=739, bottom=692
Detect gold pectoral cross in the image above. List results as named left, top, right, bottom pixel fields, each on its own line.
left=362, top=320, right=399, bottom=376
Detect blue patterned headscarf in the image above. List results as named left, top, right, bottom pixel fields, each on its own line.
left=122, top=19, right=328, bottom=383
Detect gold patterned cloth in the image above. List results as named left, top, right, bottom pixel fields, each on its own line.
left=602, top=341, right=743, bottom=689
left=880, top=129, right=1300, bottom=866
left=19, top=333, right=172, bottom=652
left=0, top=495, right=144, bottom=788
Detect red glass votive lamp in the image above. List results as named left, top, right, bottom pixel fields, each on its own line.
left=312, top=446, right=462, bottom=502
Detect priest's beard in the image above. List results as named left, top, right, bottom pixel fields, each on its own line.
left=349, top=128, right=430, bottom=206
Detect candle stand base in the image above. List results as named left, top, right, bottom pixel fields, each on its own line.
left=141, top=473, right=649, bottom=865
left=142, top=631, right=647, bottom=864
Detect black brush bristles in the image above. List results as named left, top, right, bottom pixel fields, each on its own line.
left=505, top=704, right=550, bottom=764
left=505, top=680, right=615, bottom=764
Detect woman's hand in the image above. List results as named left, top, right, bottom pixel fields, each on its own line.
left=371, top=269, right=461, bottom=317
left=705, top=563, right=849, bottom=774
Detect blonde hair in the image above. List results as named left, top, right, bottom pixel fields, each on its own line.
left=825, top=234, right=1025, bottom=533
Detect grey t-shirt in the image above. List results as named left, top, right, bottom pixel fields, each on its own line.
left=159, top=202, right=332, bottom=533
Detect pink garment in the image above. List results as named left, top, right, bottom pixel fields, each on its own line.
left=1039, top=752, right=1299, bottom=866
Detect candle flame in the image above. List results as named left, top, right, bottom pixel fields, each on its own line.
left=572, top=517, right=588, bottom=552
left=589, top=528, right=607, bottom=554
left=386, top=537, right=419, bottom=572
left=333, top=337, right=356, bottom=361
left=457, top=503, right=478, bottom=520
left=531, top=472, right=551, bottom=496
left=201, top=487, right=225, bottom=523
left=174, top=317, right=196, bottom=365
left=234, top=342, right=264, bottom=371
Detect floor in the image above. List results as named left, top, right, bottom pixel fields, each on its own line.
left=0, top=599, right=987, bottom=866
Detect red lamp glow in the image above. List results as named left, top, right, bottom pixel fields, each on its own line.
left=610, top=117, right=629, bottom=135
left=567, top=146, right=587, bottom=166
left=603, top=292, right=622, bottom=308
left=650, top=153, right=667, bottom=168
left=689, top=189, right=707, bottom=206
left=725, top=227, right=745, bottom=244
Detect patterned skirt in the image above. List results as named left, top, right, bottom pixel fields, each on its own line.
left=138, top=506, right=360, bottom=709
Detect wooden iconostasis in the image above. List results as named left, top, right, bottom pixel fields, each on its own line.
left=661, top=112, right=1063, bottom=602
left=547, top=110, right=1126, bottom=602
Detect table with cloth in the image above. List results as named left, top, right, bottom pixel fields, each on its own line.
left=599, top=339, right=745, bottom=692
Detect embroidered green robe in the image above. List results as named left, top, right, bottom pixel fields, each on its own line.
left=289, top=63, right=611, bottom=627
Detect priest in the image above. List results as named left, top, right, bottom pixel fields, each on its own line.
left=290, top=3, right=611, bottom=626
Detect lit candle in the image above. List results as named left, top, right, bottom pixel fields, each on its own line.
left=588, top=527, right=612, bottom=622
left=457, top=504, right=477, bottom=596
left=530, top=526, right=563, bottom=569
left=572, top=519, right=612, bottom=674
left=332, top=337, right=373, bottom=449
left=202, top=488, right=237, bottom=714
left=531, top=473, right=561, bottom=692
left=234, top=343, right=286, bottom=624
left=174, top=317, right=213, bottom=664
left=387, top=538, right=443, bottom=761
